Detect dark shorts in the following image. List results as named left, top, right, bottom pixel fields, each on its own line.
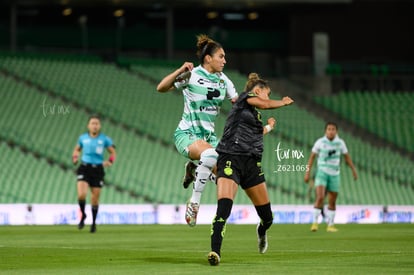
left=76, top=163, right=105, bottom=188
left=216, top=153, right=265, bottom=190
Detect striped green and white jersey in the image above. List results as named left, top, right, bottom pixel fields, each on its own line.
left=175, top=65, right=238, bottom=136
left=312, top=135, right=348, bottom=176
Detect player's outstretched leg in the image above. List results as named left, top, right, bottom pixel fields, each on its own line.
left=186, top=148, right=218, bottom=226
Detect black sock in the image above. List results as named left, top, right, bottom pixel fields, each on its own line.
left=78, top=200, right=86, bottom=218
left=91, top=205, right=99, bottom=225
left=255, top=203, right=273, bottom=236
left=211, top=198, right=233, bottom=256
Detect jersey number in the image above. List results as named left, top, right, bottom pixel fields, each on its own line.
left=206, top=88, right=220, bottom=100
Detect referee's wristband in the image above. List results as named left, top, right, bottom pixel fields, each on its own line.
left=265, top=124, right=272, bottom=133
left=108, top=155, right=115, bottom=163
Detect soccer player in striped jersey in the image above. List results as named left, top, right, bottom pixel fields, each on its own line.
left=157, top=34, right=238, bottom=227
left=304, top=122, right=357, bottom=232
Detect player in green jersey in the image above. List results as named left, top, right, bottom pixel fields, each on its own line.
left=157, top=34, right=238, bottom=227
left=304, top=122, right=358, bottom=232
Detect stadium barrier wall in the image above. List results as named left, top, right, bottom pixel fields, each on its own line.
left=0, top=204, right=412, bottom=226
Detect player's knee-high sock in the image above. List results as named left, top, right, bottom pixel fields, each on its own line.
left=326, top=209, right=336, bottom=226
left=190, top=148, right=218, bottom=204
left=313, top=208, right=322, bottom=223
left=255, top=203, right=273, bottom=236
left=91, top=205, right=99, bottom=225
left=211, top=198, right=233, bottom=256
left=78, top=200, right=86, bottom=218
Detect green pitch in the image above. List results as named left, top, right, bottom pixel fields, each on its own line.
left=0, top=224, right=413, bottom=274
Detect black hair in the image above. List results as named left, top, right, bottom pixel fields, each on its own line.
left=88, top=115, right=101, bottom=122
left=325, top=121, right=338, bottom=130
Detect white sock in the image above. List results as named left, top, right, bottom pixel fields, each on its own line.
left=189, top=148, right=217, bottom=204
left=313, top=208, right=322, bottom=224
left=190, top=165, right=210, bottom=204
left=327, top=209, right=336, bottom=226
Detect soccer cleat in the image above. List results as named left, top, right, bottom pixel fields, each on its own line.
left=256, top=224, right=268, bottom=254
left=78, top=214, right=86, bottom=230
left=185, top=201, right=199, bottom=227
left=90, top=224, right=97, bottom=233
left=208, top=251, right=220, bottom=266
left=327, top=226, right=338, bottom=232
left=174, top=71, right=192, bottom=89
left=310, top=223, right=318, bottom=232
left=182, top=161, right=197, bottom=189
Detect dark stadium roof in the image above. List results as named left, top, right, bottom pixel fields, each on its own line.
left=8, top=0, right=354, bottom=8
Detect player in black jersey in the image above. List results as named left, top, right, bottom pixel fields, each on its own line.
left=208, top=73, right=294, bottom=265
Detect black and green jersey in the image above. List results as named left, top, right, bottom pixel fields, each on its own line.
left=216, top=91, right=264, bottom=158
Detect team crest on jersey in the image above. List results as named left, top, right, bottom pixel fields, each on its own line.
left=219, top=79, right=226, bottom=89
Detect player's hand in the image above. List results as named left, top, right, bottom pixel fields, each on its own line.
left=103, top=160, right=112, bottom=168
left=282, top=96, right=294, bottom=106
left=72, top=154, right=78, bottom=165
left=267, top=117, right=276, bottom=129
left=304, top=171, right=310, bottom=183
left=353, top=170, right=358, bottom=181
left=179, top=62, right=194, bottom=74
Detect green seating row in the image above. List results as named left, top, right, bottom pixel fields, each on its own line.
left=0, top=56, right=182, bottom=144
left=0, top=55, right=412, bottom=205
left=314, top=91, right=414, bottom=153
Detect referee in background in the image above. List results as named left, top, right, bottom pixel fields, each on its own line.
left=72, top=115, right=116, bottom=233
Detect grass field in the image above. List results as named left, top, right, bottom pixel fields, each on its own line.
left=0, top=224, right=413, bottom=275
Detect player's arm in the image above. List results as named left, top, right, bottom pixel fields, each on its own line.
left=224, top=77, right=238, bottom=104
left=247, top=96, right=294, bottom=110
left=72, top=145, right=81, bottom=165
left=304, top=152, right=317, bottom=183
left=263, top=117, right=276, bottom=135
left=230, top=96, right=238, bottom=104
left=344, top=153, right=358, bottom=180
left=103, top=146, right=116, bottom=167
left=156, top=62, right=194, bottom=93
